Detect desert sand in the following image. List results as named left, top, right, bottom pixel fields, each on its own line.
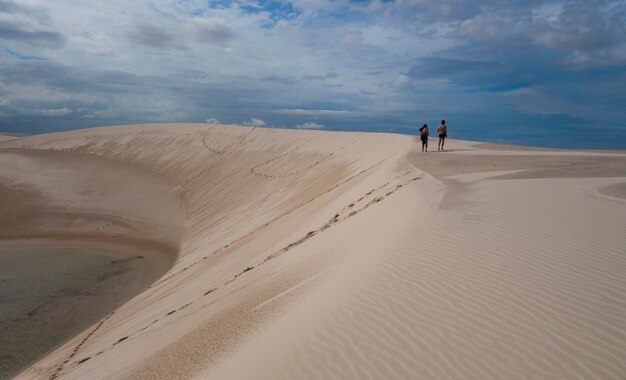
left=1, top=124, right=625, bottom=379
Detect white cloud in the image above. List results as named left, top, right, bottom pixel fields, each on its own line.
left=29, top=107, right=72, bottom=116
left=384, top=74, right=414, bottom=89
left=205, top=117, right=221, bottom=124
left=274, top=109, right=359, bottom=117
left=459, top=9, right=528, bottom=42
left=243, top=117, right=266, bottom=127
left=295, top=122, right=324, bottom=129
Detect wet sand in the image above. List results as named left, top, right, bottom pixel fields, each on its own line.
left=0, top=140, right=185, bottom=379
left=0, top=243, right=152, bottom=379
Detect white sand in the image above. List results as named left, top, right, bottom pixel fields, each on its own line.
left=204, top=140, right=626, bottom=380
left=2, top=124, right=419, bottom=379
left=0, top=134, right=19, bottom=142
left=2, top=128, right=625, bottom=379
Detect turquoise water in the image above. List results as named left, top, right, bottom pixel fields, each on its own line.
left=0, top=246, right=140, bottom=379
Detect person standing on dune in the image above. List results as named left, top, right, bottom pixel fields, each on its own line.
left=419, top=124, right=429, bottom=152
left=437, top=120, right=447, bottom=151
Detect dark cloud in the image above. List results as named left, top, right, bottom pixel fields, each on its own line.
left=128, top=23, right=236, bottom=50
left=302, top=72, right=338, bottom=80
left=0, top=60, right=74, bottom=86
left=194, top=24, right=236, bottom=46
left=0, top=61, right=142, bottom=97
left=407, top=56, right=536, bottom=93
left=127, top=24, right=181, bottom=49
left=0, top=0, right=23, bottom=13
left=0, top=20, right=65, bottom=47
left=261, top=76, right=295, bottom=84
left=0, top=59, right=276, bottom=133
left=409, top=57, right=500, bottom=78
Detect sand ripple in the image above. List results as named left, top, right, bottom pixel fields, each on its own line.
left=252, top=176, right=626, bottom=379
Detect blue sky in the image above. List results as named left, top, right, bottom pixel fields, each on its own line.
left=0, top=0, right=625, bottom=148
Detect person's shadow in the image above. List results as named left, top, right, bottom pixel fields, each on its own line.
left=432, top=148, right=472, bottom=153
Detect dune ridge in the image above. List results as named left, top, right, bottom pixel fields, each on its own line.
left=1, top=124, right=421, bottom=379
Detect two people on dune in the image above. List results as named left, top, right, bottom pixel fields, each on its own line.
left=419, top=120, right=447, bottom=152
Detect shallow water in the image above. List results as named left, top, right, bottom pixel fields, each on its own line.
left=0, top=246, right=141, bottom=379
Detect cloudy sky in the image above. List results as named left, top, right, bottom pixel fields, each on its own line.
left=0, top=0, right=625, bottom=148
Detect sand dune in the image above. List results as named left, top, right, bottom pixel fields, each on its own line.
left=1, top=127, right=625, bottom=379
left=1, top=124, right=420, bottom=379
left=202, top=141, right=626, bottom=379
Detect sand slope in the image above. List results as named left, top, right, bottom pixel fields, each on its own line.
left=1, top=124, right=420, bottom=379
left=3, top=128, right=626, bottom=379
left=202, top=140, right=626, bottom=379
